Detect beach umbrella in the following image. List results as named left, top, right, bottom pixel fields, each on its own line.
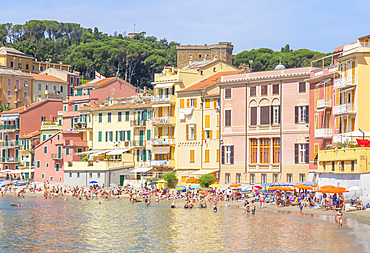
left=89, top=181, right=98, bottom=184
left=230, top=184, right=241, bottom=187
left=148, top=181, right=158, bottom=186
left=139, top=179, right=147, bottom=184
left=242, top=186, right=253, bottom=191
left=253, top=186, right=262, bottom=189
left=347, top=186, right=360, bottom=191
left=110, top=183, right=118, bottom=188
left=210, top=184, right=221, bottom=188
left=176, top=186, right=186, bottom=190
left=320, top=185, right=336, bottom=189
left=191, top=185, right=201, bottom=189
left=312, top=184, right=318, bottom=188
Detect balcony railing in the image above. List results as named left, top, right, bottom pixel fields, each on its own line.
left=1, top=157, right=19, bottom=163
left=74, top=122, right=89, bottom=129
left=132, top=140, right=145, bottom=147
left=130, top=120, right=146, bottom=127
left=317, top=99, right=332, bottom=109
left=0, top=141, right=19, bottom=148
left=64, top=140, right=88, bottom=146
left=314, top=128, right=333, bottom=139
left=151, top=138, right=175, bottom=145
left=334, top=75, right=357, bottom=89
left=333, top=103, right=356, bottom=116
left=151, top=116, right=175, bottom=125
left=0, top=124, right=20, bottom=131
left=150, top=160, right=175, bottom=167
left=153, top=95, right=170, bottom=103
left=51, top=153, right=63, bottom=160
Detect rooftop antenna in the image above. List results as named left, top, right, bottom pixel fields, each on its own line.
left=134, top=24, right=136, bottom=33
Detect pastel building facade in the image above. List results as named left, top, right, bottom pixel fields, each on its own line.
left=26, top=73, right=68, bottom=101
left=219, top=67, right=311, bottom=184
left=40, top=68, right=80, bottom=96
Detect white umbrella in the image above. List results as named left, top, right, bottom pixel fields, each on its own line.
left=350, top=130, right=370, bottom=137
left=347, top=186, right=360, bottom=191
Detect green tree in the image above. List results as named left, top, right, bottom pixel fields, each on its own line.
left=162, top=172, right=177, bottom=188
left=198, top=174, right=215, bottom=187
left=0, top=104, right=12, bottom=112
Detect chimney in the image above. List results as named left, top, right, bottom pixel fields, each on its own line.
left=143, top=86, right=147, bottom=94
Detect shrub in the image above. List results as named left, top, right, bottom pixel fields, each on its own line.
left=199, top=174, right=215, bottom=187
left=162, top=172, right=177, bottom=188
left=80, top=155, right=89, bottom=161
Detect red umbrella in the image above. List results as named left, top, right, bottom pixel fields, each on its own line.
left=254, top=186, right=262, bottom=189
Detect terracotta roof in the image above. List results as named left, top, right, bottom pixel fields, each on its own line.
left=84, top=103, right=153, bottom=111
left=1, top=98, right=61, bottom=115
left=179, top=71, right=241, bottom=92
left=0, top=47, right=31, bottom=57
left=25, top=73, right=67, bottom=83
left=78, top=77, right=117, bottom=88
left=205, top=93, right=220, bottom=97
left=21, top=130, right=41, bottom=139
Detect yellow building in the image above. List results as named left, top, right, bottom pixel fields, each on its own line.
left=0, top=47, right=71, bottom=72
left=0, top=67, right=34, bottom=108
left=26, top=73, right=68, bottom=102
left=151, top=60, right=239, bottom=180
left=175, top=70, right=241, bottom=182
left=18, top=130, right=40, bottom=174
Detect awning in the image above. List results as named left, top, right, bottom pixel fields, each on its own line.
left=190, top=169, right=219, bottom=175
left=131, top=167, right=153, bottom=173
left=152, top=104, right=170, bottom=107
left=91, top=150, right=110, bottom=156
left=152, top=146, right=170, bottom=154
left=75, top=150, right=102, bottom=155
left=1, top=115, right=19, bottom=121
left=2, top=169, right=35, bottom=174
left=154, top=83, right=174, bottom=89
left=106, top=148, right=132, bottom=155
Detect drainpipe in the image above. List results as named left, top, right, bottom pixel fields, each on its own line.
left=199, top=90, right=204, bottom=172
left=245, top=82, right=248, bottom=177
left=279, top=79, right=283, bottom=178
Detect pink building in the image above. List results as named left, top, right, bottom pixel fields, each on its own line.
left=34, top=131, right=86, bottom=183
left=0, top=99, right=63, bottom=171
left=219, top=66, right=312, bottom=184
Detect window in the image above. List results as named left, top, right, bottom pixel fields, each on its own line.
left=250, top=139, right=258, bottom=164
left=44, top=146, right=47, bottom=154
left=97, top=173, right=100, bottom=178
left=118, top=112, right=122, bottom=122
left=189, top=124, right=195, bottom=139
left=189, top=54, right=192, bottom=58
left=205, top=99, right=211, bottom=108
left=106, top=131, right=113, bottom=142
left=89, top=173, right=93, bottom=178
left=7, top=90, right=11, bottom=98
left=76, top=78, right=80, bottom=86
left=7, top=79, right=11, bottom=86
left=260, top=106, right=270, bottom=125
left=250, top=174, right=255, bottom=184
left=295, top=106, right=309, bottom=124
left=236, top=173, right=241, bottom=184
left=46, top=163, right=49, bottom=167
left=261, top=85, right=268, bottom=95
left=262, top=174, right=267, bottom=184
left=225, top=146, right=234, bottom=164
left=77, top=172, right=80, bottom=178
left=351, top=160, right=355, bottom=172
left=225, top=173, right=230, bottom=184
left=125, top=111, right=130, bottom=121
left=70, top=76, right=74, bottom=85
left=225, top=88, right=231, bottom=99
left=216, top=149, right=219, bottom=163
left=38, top=84, right=42, bottom=90
left=98, top=113, right=103, bottom=123
left=74, top=104, right=78, bottom=111
left=295, top=143, right=309, bottom=164
left=107, top=113, right=112, bottom=122
left=299, top=82, right=306, bottom=93
left=287, top=174, right=293, bottom=182
left=250, top=107, right=257, bottom=126
left=41, top=116, right=46, bottom=122
left=64, top=105, right=67, bottom=112
left=273, top=138, right=280, bottom=164
left=66, top=148, right=70, bottom=155
left=199, top=54, right=202, bottom=58
left=98, top=131, right=102, bottom=142
left=180, top=99, right=185, bottom=108
left=225, top=110, right=231, bottom=127
left=23, top=91, right=27, bottom=99
left=56, top=164, right=60, bottom=172
left=41, top=173, right=45, bottom=179
left=273, top=105, right=280, bottom=124
left=69, top=173, right=72, bottom=178
left=273, top=174, right=278, bottom=183
left=40, top=66, right=43, bottom=71
left=272, top=84, right=279, bottom=95
left=37, top=161, right=40, bottom=168
left=299, top=173, right=305, bottom=182
left=60, top=86, right=63, bottom=93
left=190, top=150, right=195, bottom=163
left=45, top=84, right=49, bottom=90
left=205, top=115, right=210, bottom=128
left=250, top=87, right=256, bottom=97
left=260, top=139, right=270, bottom=164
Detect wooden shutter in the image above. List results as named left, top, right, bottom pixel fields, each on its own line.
left=158, top=107, right=162, bottom=117
left=305, top=144, right=309, bottom=163
left=221, top=146, right=225, bottom=164
left=230, top=146, right=234, bottom=164
left=194, top=98, right=197, bottom=107
left=278, top=105, right=281, bottom=123
left=186, top=124, right=189, bottom=140
left=260, top=106, right=270, bottom=125
left=294, top=143, right=299, bottom=164
left=194, top=124, right=197, bottom=139
left=217, top=129, right=220, bottom=139
left=225, top=110, right=231, bottom=126
left=305, top=106, right=309, bottom=123
left=205, top=115, right=210, bottom=128
left=295, top=106, right=299, bottom=124
left=202, top=130, right=205, bottom=139
left=190, top=150, right=195, bottom=163
left=214, top=99, right=217, bottom=108
left=187, top=99, right=190, bottom=107
left=205, top=150, right=210, bottom=163
left=205, top=99, right=210, bottom=108
left=270, top=106, right=274, bottom=124
left=217, top=114, right=220, bottom=127
left=251, top=107, right=257, bottom=125
left=171, top=146, right=174, bottom=160
left=209, top=130, right=213, bottom=139
left=180, top=99, right=184, bottom=108
left=158, top=128, right=162, bottom=138
left=217, top=149, right=219, bottom=162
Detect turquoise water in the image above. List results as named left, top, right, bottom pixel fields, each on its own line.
left=0, top=194, right=367, bottom=252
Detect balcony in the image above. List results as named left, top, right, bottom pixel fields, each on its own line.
left=151, top=116, right=176, bottom=126
left=73, top=122, right=90, bottom=130
left=65, top=156, right=134, bottom=171
left=0, top=124, right=20, bottom=131
left=0, top=157, right=19, bottom=163
left=150, top=160, right=175, bottom=167
left=130, top=120, right=146, bottom=127
left=64, top=140, right=88, bottom=147
left=314, top=128, right=333, bottom=139
left=45, top=90, right=61, bottom=96
left=333, top=103, right=356, bottom=116
left=333, top=75, right=357, bottom=90
left=151, top=138, right=175, bottom=145
left=132, top=140, right=146, bottom=147
left=0, top=141, right=19, bottom=149
left=317, top=99, right=332, bottom=109
left=152, top=95, right=176, bottom=104
left=41, top=121, right=62, bottom=130
left=15, top=86, right=22, bottom=91
left=51, top=153, right=63, bottom=160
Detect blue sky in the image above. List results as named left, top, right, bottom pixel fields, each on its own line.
left=0, top=0, right=369, bottom=54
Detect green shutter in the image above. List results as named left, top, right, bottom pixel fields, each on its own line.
left=137, top=150, right=139, bottom=161
left=66, top=148, right=70, bottom=155
left=148, top=150, right=151, bottom=160
left=122, top=131, right=125, bottom=141
left=143, top=149, right=147, bottom=161
left=143, top=111, right=147, bottom=121
left=147, top=130, right=151, bottom=141
left=115, top=131, right=118, bottom=142
left=98, top=131, right=102, bottom=142
left=127, top=130, right=131, bottom=141
left=105, top=132, right=108, bottom=142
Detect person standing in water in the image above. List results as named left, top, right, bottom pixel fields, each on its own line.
left=251, top=201, right=256, bottom=214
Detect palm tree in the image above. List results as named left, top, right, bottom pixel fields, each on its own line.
left=0, top=104, right=12, bottom=112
